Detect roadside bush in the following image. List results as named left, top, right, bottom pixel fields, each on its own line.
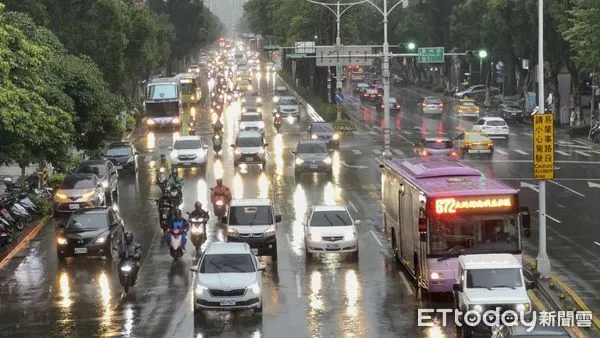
left=126, top=114, right=135, bottom=131
left=333, top=119, right=356, bottom=131
left=27, top=193, right=52, bottom=216
left=46, top=173, right=65, bottom=187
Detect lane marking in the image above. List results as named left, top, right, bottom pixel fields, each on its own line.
left=392, top=148, right=405, bottom=156
left=295, top=274, right=301, bottom=298
left=402, top=130, right=412, bottom=135
left=398, top=271, right=415, bottom=295
left=348, top=200, right=359, bottom=214
left=535, top=209, right=562, bottom=223
left=575, top=150, right=591, bottom=157
left=372, top=149, right=382, bottom=155
left=514, top=149, right=529, bottom=155
left=556, top=150, right=570, bottom=156
left=527, top=290, right=546, bottom=311
left=549, top=180, right=585, bottom=197
left=523, top=132, right=533, bottom=136
left=370, top=230, right=383, bottom=247
left=594, top=242, right=600, bottom=247
left=495, top=149, right=508, bottom=155
left=352, top=149, right=362, bottom=155
left=369, top=131, right=378, bottom=135
left=573, top=139, right=590, bottom=145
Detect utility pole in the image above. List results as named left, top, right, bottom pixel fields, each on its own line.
left=536, top=0, right=550, bottom=277
left=365, top=0, right=404, bottom=157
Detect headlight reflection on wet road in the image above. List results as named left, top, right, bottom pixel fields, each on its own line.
left=98, top=272, right=112, bottom=332
left=344, top=270, right=359, bottom=318
left=233, top=173, right=244, bottom=199
left=323, top=181, right=342, bottom=205
left=291, top=184, right=307, bottom=256
left=309, top=270, right=323, bottom=312
left=258, top=172, right=269, bottom=198
left=59, top=272, right=71, bottom=308
left=273, top=134, right=284, bottom=177
left=332, top=151, right=341, bottom=183
left=146, top=132, right=156, bottom=151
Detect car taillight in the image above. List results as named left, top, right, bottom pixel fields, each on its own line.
left=450, top=151, right=457, bottom=157
left=381, top=105, right=384, bottom=108
left=421, top=150, right=428, bottom=156
left=378, top=94, right=382, bottom=97
left=422, top=103, right=426, bottom=107
left=439, top=104, right=444, bottom=107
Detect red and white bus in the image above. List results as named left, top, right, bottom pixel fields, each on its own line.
left=379, top=157, right=531, bottom=293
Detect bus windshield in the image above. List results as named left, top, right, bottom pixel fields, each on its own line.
left=181, top=82, right=196, bottom=94
left=428, top=215, right=519, bottom=256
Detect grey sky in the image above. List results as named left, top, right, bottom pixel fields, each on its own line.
left=204, top=0, right=245, bottom=37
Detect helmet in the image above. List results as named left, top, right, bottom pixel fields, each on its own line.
left=172, top=169, right=178, bottom=177
left=194, top=201, right=203, bottom=210
left=175, top=209, right=183, bottom=218
left=160, top=154, right=166, bottom=160
left=124, top=232, right=134, bottom=245
left=216, top=178, right=223, bottom=186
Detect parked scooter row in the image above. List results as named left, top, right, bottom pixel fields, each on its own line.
left=0, top=178, right=46, bottom=247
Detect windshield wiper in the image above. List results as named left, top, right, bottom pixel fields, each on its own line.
left=323, top=214, right=335, bottom=227
left=248, top=211, right=260, bottom=226
left=492, top=285, right=517, bottom=290
left=335, top=214, right=348, bottom=226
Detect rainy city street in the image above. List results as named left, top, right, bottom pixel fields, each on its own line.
left=1, top=70, right=599, bottom=337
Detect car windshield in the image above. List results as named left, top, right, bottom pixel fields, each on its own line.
left=279, top=98, right=298, bottom=105
left=462, top=101, right=476, bottom=107
left=239, top=80, right=250, bottom=85
left=312, top=123, right=333, bottom=133
left=297, top=142, right=328, bottom=154
left=389, top=98, right=397, bottom=104
left=106, top=147, right=132, bottom=157
left=229, top=206, right=273, bottom=225
left=65, top=213, right=107, bottom=230
left=60, top=176, right=95, bottom=189
left=466, top=133, right=489, bottom=142
left=147, top=84, right=178, bottom=100
left=237, top=137, right=263, bottom=147
left=425, top=99, right=442, bottom=104
left=240, top=114, right=261, bottom=122
left=424, top=140, right=453, bottom=149
left=486, top=120, right=506, bottom=126
left=466, top=268, right=523, bottom=289
left=76, top=165, right=107, bottom=177
left=174, top=139, right=203, bottom=149
left=200, top=254, right=255, bottom=273
left=310, top=210, right=352, bottom=226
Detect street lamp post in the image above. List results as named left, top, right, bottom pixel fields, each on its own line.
left=478, top=50, right=488, bottom=84
left=365, top=0, right=405, bottom=157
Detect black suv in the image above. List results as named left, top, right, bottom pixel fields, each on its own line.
left=74, top=160, right=119, bottom=203
left=55, top=207, right=125, bottom=260
left=105, top=142, right=139, bottom=173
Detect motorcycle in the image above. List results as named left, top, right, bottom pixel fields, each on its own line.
left=273, top=113, right=282, bottom=133
left=188, top=120, right=196, bottom=136
left=211, top=189, right=228, bottom=217
left=168, top=226, right=186, bottom=258
left=212, top=135, right=222, bottom=155
left=590, top=120, right=600, bottom=142
left=156, top=196, right=174, bottom=234
left=187, top=212, right=207, bottom=251
left=156, top=167, right=168, bottom=192
left=118, top=252, right=139, bottom=292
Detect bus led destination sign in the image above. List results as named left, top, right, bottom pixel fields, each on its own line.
left=435, top=196, right=513, bottom=215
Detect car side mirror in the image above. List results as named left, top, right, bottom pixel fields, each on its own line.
left=264, top=143, right=269, bottom=147
left=453, top=283, right=462, bottom=292
left=230, top=144, right=235, bottom=148
left=168, top=146, right=173, bottom=150
left=355, top=220, right=362, bottom=225
left=203, top=145, right=208, bottom=149
left=258, top=263, right=266, bottom=271
left=526, top=281, right=536, bottom=290
left=275, top=215, right=282, bottom=223
left=190, top=267, right=198, bottom=272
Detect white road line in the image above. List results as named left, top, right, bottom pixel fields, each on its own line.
left=402, top=130, right=412, bottom=135
left=392, top=149, right=405, bottom=156
left=352, top=149, right=362, bottom=155
left=590, top=151, right=600, bottom=155
left=573, top=139, right=589, bottom=145
left=373, top=126, right=382, bottom=131
left=556, top=150, right=570, bottom=156
left=348, top=200, right=359, bottom=213
left=398, top=272, right=415, bottom=295
left=594, top=241, right=600, bottom=247
left=549, top=180, right=585, bottom=197
left=523, top=132, right=533, bottom=136
left=514, top=150, right=529, bottom=155
left=575, top=150, right=591, bottom=157
left=295, top=274, right=301, bottom=298
left=369, top=130, right=378, bottom=135
left=372, top=149, right=382, bottom=155
left=285, top=233, right=291, bottom=245
left=370, top=230, right=383, bottom=247
left=495, top=149, right=508, bottom=155
left=536, top=210, right=562, bottom=223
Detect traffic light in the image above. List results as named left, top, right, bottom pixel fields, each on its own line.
left=465, top=49, right=488, bottom=59
left=398, top=42, right=417, bottom=52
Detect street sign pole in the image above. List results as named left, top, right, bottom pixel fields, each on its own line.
left=536, top=0, right=551, bottom=277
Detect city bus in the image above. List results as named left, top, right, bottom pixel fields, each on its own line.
left=176, top=73, right=202, bottom=106
left=144, top=77, right=182, bottom=130
left=379, top=157, right=531, bottom=294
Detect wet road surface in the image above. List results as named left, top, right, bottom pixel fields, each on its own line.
left=0, top=70, right=598, bottom=337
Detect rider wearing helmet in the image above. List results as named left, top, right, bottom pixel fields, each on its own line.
left=168, top=209, right=189, bottom=250
left=119, top=232, right=142, bottom=284
left=167, top=168, right=183, bottom=187
left=189, top=201, right=210, bottom=222
left=157, top=153, right=171, bottom=173
left=210, top=178, right=232, bottom=206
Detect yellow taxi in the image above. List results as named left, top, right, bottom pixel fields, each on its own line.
left=453, top=99, right=480, bottom=118
left=237, top=79, right=252, bottom=92
left=453, top=131, right=494, bottom=158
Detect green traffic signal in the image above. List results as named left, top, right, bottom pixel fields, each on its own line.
left=407, top=42, right=416, bottom=50
left=478, top=50, right=488, bottom=59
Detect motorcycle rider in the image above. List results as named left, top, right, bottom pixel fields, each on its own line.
left=212, top=119, right=224, bottom=135
left=119, top=232, right=142, bottom=285
left=167, top=168, right=183, bottom=187
left=210, top=178, right=232, bottom=206
left=156, top=154, right=171, bottom=175
left=167, top=209, right=189, bottom=250
left=189, top=201, right=210, bottom=225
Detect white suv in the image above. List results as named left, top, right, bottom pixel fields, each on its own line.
left=472, top=117, right=510, bottom=139
left=304, top=205, right=360, bottom=261
left=275, top=96, right=301, bottom=119
left=238, top=112, right=265, bottom=135
left=191, top=242, right=265, bottom=315
left=169, top=135, right=208, bottom=169
left=231, top=131, right=268, bottom=169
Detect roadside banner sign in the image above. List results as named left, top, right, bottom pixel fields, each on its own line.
left=533, top=114, right=554, bottom=180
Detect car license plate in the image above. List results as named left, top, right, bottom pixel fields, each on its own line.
left=115, top=165, right=123, bottom=169
left=326, top=243, right=339, bottom=249
left=220, top=299, right=236, bottom=306
left=69, top=204, right=79, bottom=210
left=511, top=112, right=517, bottom=116
left=245, top=156, right=253, bottom=161
left=251, top=248, right=258, bottom=255
left=309, top=164, right=318, bottom=169
left=74, top=247, right=87, bottom=254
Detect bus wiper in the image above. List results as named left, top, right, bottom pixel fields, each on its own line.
left=438, top=249, right=465, bottom=261
left=493, top=285, right=516, bottom=290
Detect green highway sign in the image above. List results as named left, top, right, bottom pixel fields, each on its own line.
left=418, top=47, right=444, bottom=63
left=286, top=53, right=307, bottom=59
left=263, top=45, right=280, bottom=51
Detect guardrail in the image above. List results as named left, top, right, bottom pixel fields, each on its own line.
left=276, top=74, right=324, bottom=122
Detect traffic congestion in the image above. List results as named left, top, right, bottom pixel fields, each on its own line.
left=0, top=40, right=593, bottom=338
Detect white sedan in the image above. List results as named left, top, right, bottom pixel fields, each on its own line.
left=304, top=205, right=360, bottom=261
left=238, top=112, right=265, bottom=135
left=472, top=117, right=510, bottom=139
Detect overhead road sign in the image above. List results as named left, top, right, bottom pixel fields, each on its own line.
left=263, top=45, right=280, bottom=51
left=285, top=53, right=307, bottom=59
left=295, top=41, right=316, bottom=54
left=315, top=46, right=373, bottom=66
left=418, top=47, right=444, bottom=63
left=533, top=114, right=554, bottom=180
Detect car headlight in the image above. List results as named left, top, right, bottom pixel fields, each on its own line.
left=172, top=117, right=180, bottom=124
left=263, top=226, right=276, bottom=236
left=159, top=167, right=165, bottom=173
left=332, top=133, right=340, bottom=140
left=275, top=113, right=281, bottom=118
left=191, top=95, right=195, bottom=100
left=127, top=156, right=134, bottom=163
left=120, top=264, right=133, bottom=272
left=248, top=282, right=261, bottom=294
left=323, top=157, right=332, bottom=164
left=256, top=97, right=262, bottom=103
left=146, top=119, right=155, bottom=125
left=258, top=121, right=265, bottom=128
left=344, top=231, right=357, bottom=241
left=430, top=272, right=443, bottom=280
left=309, top=232, right=321, bottom=241
left=471, top=304, right=484, bottom=312
left=102, top=181, right=109, bottom=188
left=82, top=191, right=95, bottom=200
left=258, top=148, right=265, bottom=154
left=95, top=235, right=107, bottom=244
left=195, top=284, right=208, bottom=294
left=57, top=237, right=67, bottom=245
left=295, top=158, right=304, bottom=165
left=256, top=107, right=262, bottom=112
left=216, top=200, right=224, bottom=206
left=235, top=149, right=241, bottom=155
left=273, top=97, right=279, bottom=103
left=311, top=134, right=318, bottom=139
left=241, top=107, right=246, bottom=113
left=248, top=85, right=253, bottom=91
left=55, top=191, right=68, bottom=200
left=227, top=227, right=239, bottom=237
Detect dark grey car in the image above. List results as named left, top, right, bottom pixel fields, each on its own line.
left=308, top=122, right=340, bottom=148
left=413, top=137, right=457, bottom=157
left=292, top=140, right=333, bottom=180
left=74, top=160, right=119, bottom=203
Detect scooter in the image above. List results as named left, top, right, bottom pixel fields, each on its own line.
left=188, top=120, right=196, bottom=136
left=168, top=226, right=186, bottom=258
left=273, top=113, right=282, bottom=133
left=188, top=213, right=207, bottom=252
left=118, top=252, right=139, bottom=293
left=156, top=167, right=168, bottom=192
left=156, top=197, right=174, bottom=234
left=211, top=189, right=228, bottom=217
left=212, top=135, right=222, bottom=155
